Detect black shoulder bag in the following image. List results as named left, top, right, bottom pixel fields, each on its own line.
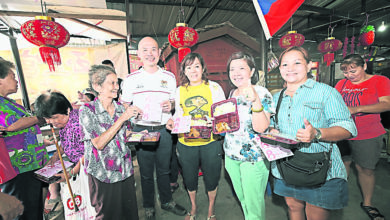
left=274, top=89, right=331, bottom=187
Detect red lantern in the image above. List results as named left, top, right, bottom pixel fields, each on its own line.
left=278, top=31, right=305, bottom=48
left=317, top=37, right=343, bottom=66
left=21, top=16, right=70, bottom=71
left=168, top=23, right=198, bottom=62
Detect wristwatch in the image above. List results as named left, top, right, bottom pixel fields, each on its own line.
left=314, top=128, right=322, bottom=141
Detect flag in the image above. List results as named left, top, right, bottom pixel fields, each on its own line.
left=252, top=0, right=305, bottom=40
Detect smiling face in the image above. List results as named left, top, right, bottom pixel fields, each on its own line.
left=0, top=70, right=18, bottom=97
left=137, top=37, right=161, bottom=69
left=342, top=63, right=367, bottom=84
left=228, top=58, right=254, bottom=88
left=279, top=50, right=312, bottom=86
left=94, top=73, right=119, bottom=99
left=184, top=57, right=203, bottom=86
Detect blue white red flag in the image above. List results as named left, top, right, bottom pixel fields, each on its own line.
left=252, top=0, right=305, bottom=40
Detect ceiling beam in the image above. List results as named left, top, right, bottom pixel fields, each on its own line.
left=193, top=0, right=223, bottom=28
left=0, top=10, right=144, bottom=22
left=46, top=9, right=130, bottom=40
left=120, top=0, right=255, bottom=13
left=186, top=0, right=199, bottom=24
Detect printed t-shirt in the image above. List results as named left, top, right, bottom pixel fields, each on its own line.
left=121, top=67, right=176, bottom=126
left=335, top=75, right=390, bottom=140
left=176, top=81, right=225, bottom=146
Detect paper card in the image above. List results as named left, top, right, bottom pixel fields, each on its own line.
left=259, top=142, right=294, bottom=161
left=35, top=160, right=73, bottom=178
left=46, top=144, right=57, bottom=153
left=141, top=96, right=163, bottom=123
left=171, top=116, right=191, bottom=134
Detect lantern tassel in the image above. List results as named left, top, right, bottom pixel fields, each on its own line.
left=323, top=53, right=334, bottom=66
left=39, top=46, right=62, bottom=71
left=178, top=47, right=191, bottom=63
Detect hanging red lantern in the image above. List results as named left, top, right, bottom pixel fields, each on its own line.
left=278, top=31, right=305, bottom=48
left=168, top=23, right=198, bottom=62
left=317, top=37, right=343, bottom=66
left=21, top=16, right=70, bottom=71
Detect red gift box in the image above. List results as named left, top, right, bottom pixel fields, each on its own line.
left=211, top=98, right=240, bottom=134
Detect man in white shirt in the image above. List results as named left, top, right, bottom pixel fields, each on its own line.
left=121, top=36, right=187, bottom=220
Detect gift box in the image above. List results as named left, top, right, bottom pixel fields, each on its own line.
left=259, top=133, right=301, bottom=149
left=34, top=160, right=73, bottom=183
left=126, top=132, right=160, bottom=142
left=184, top=118, right=211, bottom=139
left=211, top=98, right=240, bottom=134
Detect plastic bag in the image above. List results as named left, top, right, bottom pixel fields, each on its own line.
left=60, top=162, right=96, bottom=219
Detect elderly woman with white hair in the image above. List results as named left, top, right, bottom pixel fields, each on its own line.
left=79, top=65, right=141, bottom=219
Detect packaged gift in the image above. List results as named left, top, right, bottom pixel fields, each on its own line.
left=211, top=98, right=240, bottom=134
left=34, top=160, right=74, bottom=183
left=126, top=132, right=160, bottom=142
left=259, top=133, right=301, bottom=149
left=184, top=117, right=211, bottom=139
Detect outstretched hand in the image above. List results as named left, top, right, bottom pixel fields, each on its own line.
left=296, top=118, right=316, bottom=143
left=161, top=100, right=172, bottom=113
left=166, top=119, right=174, bottom=131
left=122, top=105, right=142, bottom=122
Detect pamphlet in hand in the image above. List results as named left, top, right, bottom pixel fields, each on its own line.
left=140, top=96, right=163, bottom=123
left=171, top=115, right=191, bottom=134
left=259, top=142, right=294, bottom=161
left=34, top=160, right=74, bottom=183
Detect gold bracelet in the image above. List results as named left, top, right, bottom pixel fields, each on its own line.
left=251, top=106, right=264, bottom=113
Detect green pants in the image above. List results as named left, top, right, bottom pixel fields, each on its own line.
left=225, top=156, right=270, bottom=220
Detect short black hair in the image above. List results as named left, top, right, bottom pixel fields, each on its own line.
left=102, top=60, right=114, bottom=68
left=0, top=58, right=15, bottom=79
left=84, top=93, right=95, bottom=102
left=35, top=92, right=72, bottom=118
left=226, top=51, right=259, bottom=87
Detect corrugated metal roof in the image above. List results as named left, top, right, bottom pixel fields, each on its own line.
left=107, top=0, right=390, bottom=49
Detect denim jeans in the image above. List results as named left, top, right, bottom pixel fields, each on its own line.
left=134, top=125, right=173, bottom=208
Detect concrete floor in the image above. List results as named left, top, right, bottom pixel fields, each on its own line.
left=133, top=156, right=390, bottom=220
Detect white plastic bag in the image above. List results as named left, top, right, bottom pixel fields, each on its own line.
left=60, top=161, right=96, bottom=220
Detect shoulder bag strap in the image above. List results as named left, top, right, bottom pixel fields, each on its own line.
left=274, top=88, right=287, bottom=130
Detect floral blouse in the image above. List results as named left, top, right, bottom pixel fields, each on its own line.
left=0, top=96, right=49, bottom=174
left=79, top=99, right=133, bottom=183
left=59, top=109, right=84, bottom=163
left=223, top=85, right=275, bottom=162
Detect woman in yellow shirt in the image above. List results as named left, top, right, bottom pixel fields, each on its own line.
left=166, top=53, right=225, bottom=220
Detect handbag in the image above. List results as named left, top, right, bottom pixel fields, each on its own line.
left=274, top=88, right=331, bottom=187
left=0, top=138, right=17, bottom=184
left=277, top=149, right=331, bottom=187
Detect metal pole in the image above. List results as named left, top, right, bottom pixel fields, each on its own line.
left=8, top=29, right=30, bottom=110
left=258, top=27, right=268, bottom=88
left=125, top=0, right=131, bottom=74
